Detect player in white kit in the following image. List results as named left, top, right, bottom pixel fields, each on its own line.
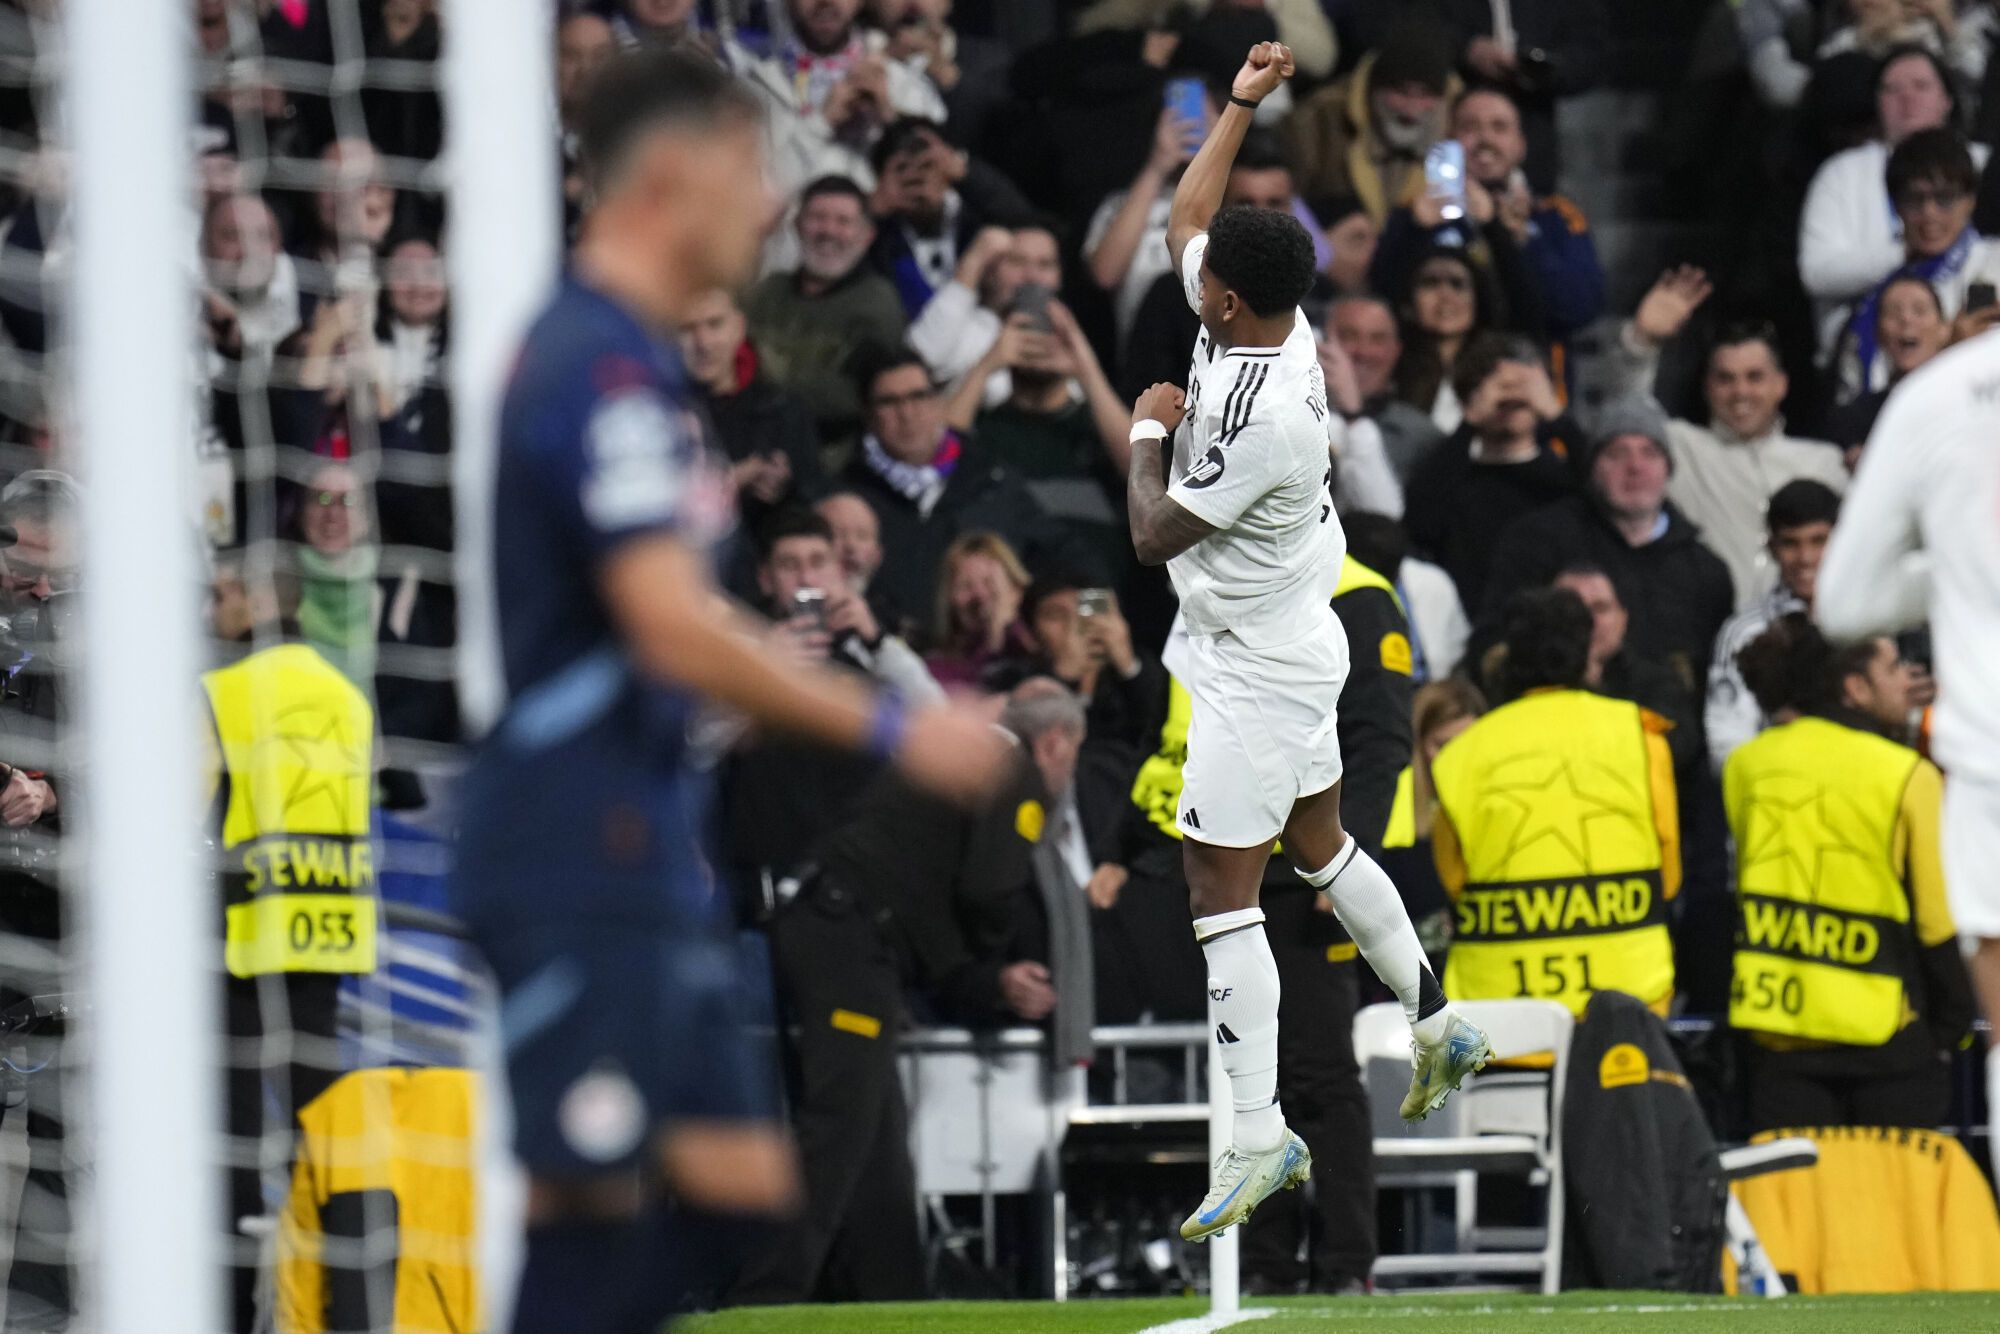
left=1816, top=326, right=2000, bottom=1173
left=1123, top=42, right=1490, bottom=1243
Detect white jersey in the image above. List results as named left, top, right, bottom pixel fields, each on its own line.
left=1164, top=233, right=1344, bottom=650
left=1817, top=327, right=2000, bottom=784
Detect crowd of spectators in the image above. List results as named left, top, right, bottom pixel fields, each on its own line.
left=0, top=0, right=1990, bottom=1313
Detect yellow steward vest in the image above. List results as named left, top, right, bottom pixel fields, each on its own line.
left=1383, top=767, right=1416, bottom=849
left=203, top=642, right=378, bottom=978
left=1724, top=717, right=1922, bottom=1046
left=1433, top=689, right=1672, bottom=1016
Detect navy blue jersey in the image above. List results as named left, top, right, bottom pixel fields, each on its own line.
left=456, top=274, right=733, bottom=930
left=493, top=273, right=730, bottom=757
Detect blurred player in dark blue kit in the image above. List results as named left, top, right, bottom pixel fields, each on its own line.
left=451, top=47, right=1008, bottom=1334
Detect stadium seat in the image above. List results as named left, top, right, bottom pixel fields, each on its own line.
left=1356, top=999, right=1574, bottom=1295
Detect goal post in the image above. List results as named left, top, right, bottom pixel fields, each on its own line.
left=68, top=0, right=213, bottom=1329
left=443, top=0, right=558, bottom=741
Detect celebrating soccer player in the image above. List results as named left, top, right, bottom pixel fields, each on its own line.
left=1124, top=42, right=1492, bottom=1243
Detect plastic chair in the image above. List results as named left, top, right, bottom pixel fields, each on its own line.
left=1356, top=999, right=1574, bottom=1294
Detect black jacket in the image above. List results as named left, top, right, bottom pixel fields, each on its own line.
left=1330, top=575, right=1414, bottom=852
left=1480, top=493, right=1735, bottom=703
left=1402, top=425, right=1581, bottom=610
left=817, top=750, right=1046, bottom=1026
left=1562, top=990, right=1727, bottom=1292
left=697, top=371, right=825, bottom=529
left=839, top=443, right=1103, bottom=632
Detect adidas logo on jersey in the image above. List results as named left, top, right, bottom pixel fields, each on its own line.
left=1182, top=446, right=1226, bottom=490
left=1182, top=807, right=1202, bottom=829
left=1216, top=1023, right=1241, bottom=1045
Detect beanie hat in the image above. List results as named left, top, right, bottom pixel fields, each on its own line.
left=1585, top=394, right=1674, bottom=474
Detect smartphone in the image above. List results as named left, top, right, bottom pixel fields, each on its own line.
left=1077, top=588, right=1112, bottom=621
left=1967, top=281, right=1997, bottom=313
left=1165, top=76, right=1206, bottom=148
left=1424, top=140, right=1468, bottom=224
left=1012, top=281, right=1055, bottom=332
left=790, top=587, right=827, bottom=630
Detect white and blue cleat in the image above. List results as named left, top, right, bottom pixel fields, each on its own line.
left=1400, top=1011, right=1493, bottom=1122
left=1179, top=1130, right=1312, bottom=1242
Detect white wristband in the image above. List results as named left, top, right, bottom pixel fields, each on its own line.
left=1129, top=418, right=1170, bottom=443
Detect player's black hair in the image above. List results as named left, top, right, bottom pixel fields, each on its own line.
left=572, top=46, right=760, bottom=199
left=799, top=174, right=870, bottom=211
left=1496, top=586, right=1592, bottom=699
left=1202, top=204, right=1316, bottom=318
left=1734, top=612, right=1882, bottom=719
left=1765, top=479, right=1841, bottom=536
left=854, top=345, right=935, bottom=403
left=1886, top=127, right=1979, bottom=204
left=1706, top=318, right=1785, bottom=372
left=755, top=506, right=835, bottom=561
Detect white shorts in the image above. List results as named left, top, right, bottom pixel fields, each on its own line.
left=1176, top=617, right=1349, bottom=848
left=1944, top=774, right=2000, bottom=939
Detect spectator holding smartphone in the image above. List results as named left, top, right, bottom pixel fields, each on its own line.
left=868, top=116, right=1033, bottom=319
left=995, top=575, right=1166, bottom=757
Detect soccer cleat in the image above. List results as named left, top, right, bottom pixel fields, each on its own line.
left=1400, top=1011, right=1493, bottom=1122
left=1180, top=1130, right=1311, bottom=1242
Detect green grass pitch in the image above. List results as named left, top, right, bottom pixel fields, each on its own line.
left=680, top=1290, right=2000, bottom=1333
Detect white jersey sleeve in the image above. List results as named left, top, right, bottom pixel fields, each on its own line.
left=1180, top=233, right=1207, bottom=315
left=1168, top=412, right=1292, bottom=531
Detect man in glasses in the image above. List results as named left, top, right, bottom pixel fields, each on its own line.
left=838, top=347, right=1090, bottom=625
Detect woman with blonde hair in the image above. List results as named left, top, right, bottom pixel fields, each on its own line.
left=924, top=531, right=1033, bottom=690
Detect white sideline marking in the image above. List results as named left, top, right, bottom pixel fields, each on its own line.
left=1134, top=1308, right=1277, bottom=1334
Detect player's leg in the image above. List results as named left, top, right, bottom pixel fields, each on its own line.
left=1188, top=834, right=1287, bottom=1152
left=1282, top=783, right=1447, bottom=1039
left=1283, top=783, right=1489, bottom=1120
left=499, top=924, right=791, bottom=1333
left=1182, top=834, right=1312, bottom=1241
left=1178, top=636, right=1314, bottom=1241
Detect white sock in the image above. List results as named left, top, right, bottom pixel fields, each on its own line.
left=1300, top=840, right=1452, bottom=1044
left=1194, top=907, right=1286, bottom=1152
